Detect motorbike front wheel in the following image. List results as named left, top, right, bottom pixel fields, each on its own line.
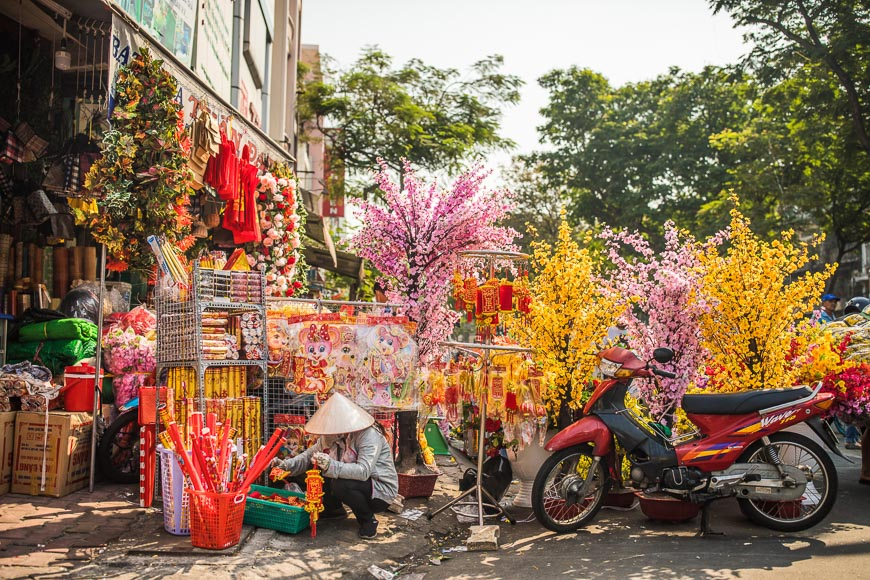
left=737, top=431, right=837, bottom=532
left=97, top=410, right=140, bottom=484
left=532, top=447, right=610, bottom=533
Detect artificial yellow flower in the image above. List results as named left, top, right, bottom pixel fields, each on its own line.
left=695, top=197, right=836, bottom=392
left=506, top=216, right=618, bottom=419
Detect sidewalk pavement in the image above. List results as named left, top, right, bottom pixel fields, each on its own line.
left=1, top=438, right=869, bottom=579
left=0, top=455, right=469, bottom=580
left=0, top=483, right=145, bottom=578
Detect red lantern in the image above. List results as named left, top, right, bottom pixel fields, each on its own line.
left=498, top=280, right=513, bottom=312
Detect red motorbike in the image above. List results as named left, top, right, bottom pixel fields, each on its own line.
left=532, top=346, right=845, bottom=534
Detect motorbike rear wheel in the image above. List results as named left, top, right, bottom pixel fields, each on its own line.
left=737, top=431, right=837, bottom=532
left=532, top=447, right=610, bottom=533
left=97, top=410, right=140, bottom=484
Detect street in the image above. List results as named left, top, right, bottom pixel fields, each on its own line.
left=2, top=440, right=868, bottom=579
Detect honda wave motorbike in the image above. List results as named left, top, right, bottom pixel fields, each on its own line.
left=532, top=346, right=845, bottom=534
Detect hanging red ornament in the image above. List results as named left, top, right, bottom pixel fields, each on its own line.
left=463, top=277, right=478, bottom=322
left=305, top=463, right=325, bottom=537
left=452, top=270, right=465, bottom=312
left=498, top=279, right=514, bottom=312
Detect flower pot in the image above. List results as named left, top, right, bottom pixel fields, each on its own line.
left=507, top=431, right=554, bottom=508
left=635, top=492, right=700, bottom=522
left=605, top=488, right=638, bottom=509
left=397, top=471, right=440, bottom=499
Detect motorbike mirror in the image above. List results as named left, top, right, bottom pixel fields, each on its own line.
left=652, top=348, right=674, bottom=364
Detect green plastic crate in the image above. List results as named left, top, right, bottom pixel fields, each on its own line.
left=243, top=484, right=310, bottom=534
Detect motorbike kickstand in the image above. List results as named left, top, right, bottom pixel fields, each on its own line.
left=696, top=500, right=724, bottom=538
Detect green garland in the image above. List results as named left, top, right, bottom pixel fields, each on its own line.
left=77, top=47, right=194, bottom=272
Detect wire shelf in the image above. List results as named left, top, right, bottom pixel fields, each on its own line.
left=155, top=265, right=269, bottom=473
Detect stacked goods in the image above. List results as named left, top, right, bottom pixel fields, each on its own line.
left=156, top=407, right=282, bottom=493
left=7, top=318, right=98, bottom=376
left=168, top=392, right=263, bottom=464
left=0, top=376, right=27, bottom=412
left=240, top=312, right=264, bottom=361
left=0, top=363, right=56, bottom=412
left=202, top=313, right=229, bottom=360
left=231, top=271, right=263, bottom=303
left=167, top=366, right=249, bottom=399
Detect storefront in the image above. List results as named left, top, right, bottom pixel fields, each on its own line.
left=0, top=0, right=306, bottom=503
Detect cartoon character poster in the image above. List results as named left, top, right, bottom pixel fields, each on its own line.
left=275, top=317, right=418, bottom=409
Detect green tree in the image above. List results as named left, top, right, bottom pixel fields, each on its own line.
left=500, top=156, right=564, bottom=252
left=709, top=0, right=870, bottom=277
left=710, top=0, right=870, bottom=157
left=708, top=62, right=870, bottom=270
left=299, top=48, right=522, bottom=196
left=533, top=66, right=757, bottom=240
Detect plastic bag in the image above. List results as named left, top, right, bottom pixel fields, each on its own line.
left=459, top=454, right=513, bottom=514
left=59, top=285, right=102, bottom=323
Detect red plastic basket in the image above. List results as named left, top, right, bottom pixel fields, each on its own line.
left=186, top=489, right=248, bottom=550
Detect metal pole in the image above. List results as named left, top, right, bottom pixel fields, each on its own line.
left=475, top=348, right=489, bottom=526
left=89, top=244, right=107, bottom=492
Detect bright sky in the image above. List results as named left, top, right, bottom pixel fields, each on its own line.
left=301, top=0, right=751, bottom=164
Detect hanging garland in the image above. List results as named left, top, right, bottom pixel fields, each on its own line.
left=247, top=162, right=308, bottom=296
left=77, top=47, right=194, bottom=272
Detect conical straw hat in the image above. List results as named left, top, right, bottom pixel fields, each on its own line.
left=305, top=392, right=375, bottom=435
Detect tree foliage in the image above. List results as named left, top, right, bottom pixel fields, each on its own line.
left=696, top=198, right=836, bottom=392
left=707, top=0, right=870, bottom=265
left=532, top=66, right=757, bottom=240
left=506, top=216, right=617, bottom=425
left=299, top=48, right=522, bottom=197
left=499, top=157, right=563, bottom=252
left=710, top=0, right=870, bottom=156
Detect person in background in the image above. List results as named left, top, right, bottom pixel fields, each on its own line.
left=373, top=281, right=392, bottom=314
left=271, top=392, right=398, bottom=539
left=373, top=281, right=388, bottom=304
left=862, top=429, right=870, bottom=485
left=819, top=293, right=840, bottom=323
left=816, top=293, right=861, bottom=448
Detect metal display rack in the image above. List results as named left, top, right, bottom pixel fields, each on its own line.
left=155, top=265, right=269, bottom=445
left=427, top=249, right=531, bottom=527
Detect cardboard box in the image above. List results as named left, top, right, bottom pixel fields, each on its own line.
left=12, top=411, right=93, bottom=497
left=0, top=411, right=15, bottom=495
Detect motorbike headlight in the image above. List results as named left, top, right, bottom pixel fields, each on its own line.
left=595, top=358, right=623, bottom=379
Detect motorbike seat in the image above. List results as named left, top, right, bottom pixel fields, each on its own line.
left=681, top=386, right=813, bottom=415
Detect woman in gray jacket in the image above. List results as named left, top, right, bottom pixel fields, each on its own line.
left=273, top=392, right=398, bottom=538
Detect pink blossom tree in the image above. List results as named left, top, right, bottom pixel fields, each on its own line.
left=350, top=159, right=518, bottom=470
left=600, top=222, right=711, bottom=424
left=350, top=159, right=518, bottom=364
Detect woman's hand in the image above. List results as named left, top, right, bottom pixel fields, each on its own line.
left=313, top=452, right=331, bottom=471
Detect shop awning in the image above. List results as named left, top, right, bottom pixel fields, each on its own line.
left=302, top=246, right=364, bottom=281
left=299, top=188, right=363, bottom=282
